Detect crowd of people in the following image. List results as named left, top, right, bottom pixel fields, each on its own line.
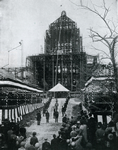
left=31, top=108, right=118, bottom=150
left=42, top=110, right=118, bottom=150
left=1, top=95, right=118, bottom=150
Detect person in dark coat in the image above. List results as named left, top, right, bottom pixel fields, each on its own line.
left=30, top=132, right=38, bottom=146
left=36, top=111, right=41, bottom=125
left=62, top=114, right=68, bottom=123
left=43, top=107, right=46, bottom=117
left=45, top=110, right=50, bottom=123
left=27, top=141, right=35, bottom=150
left=51, top=134, right=58, bottom=150
left=61, top=106, right=65, bottom=117
left=42, top=138, right=51, bottom=150
left=54, top=110, right=59, bottom=123
left=87, top=113, right=97, bottom=147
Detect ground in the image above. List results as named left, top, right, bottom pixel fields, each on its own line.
left=25, top=98, right=82, bottom=148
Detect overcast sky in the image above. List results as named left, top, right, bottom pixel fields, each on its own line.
left=0, top=0, right=117, bottom=67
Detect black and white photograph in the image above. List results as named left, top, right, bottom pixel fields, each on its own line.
left=0, top=0, right=118, bottom=150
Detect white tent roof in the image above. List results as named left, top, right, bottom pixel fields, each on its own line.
left=49, top=83, right=69, bottom=92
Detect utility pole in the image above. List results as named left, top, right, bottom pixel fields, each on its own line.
left=19, top=40, right=23, bottom=68
left=19, top=40, right=23, bottom=81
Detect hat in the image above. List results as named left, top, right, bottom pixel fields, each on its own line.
left=35, top=142, right=40, bottom=148
left=66, top=139, right=70, bottom=143
left=71, top=142, right=75, bottom=147
left=33, top=132, right=36, bottom=136
left=20, top=141, right=26, bottom=147
left=77, top=121, right=80, bottom=124
left=108, top=133, right=114, bottom=140
left=71, top=125, right=76, bottom=129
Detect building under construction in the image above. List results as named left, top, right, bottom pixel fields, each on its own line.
left=26, top=11, right=98, bottom=91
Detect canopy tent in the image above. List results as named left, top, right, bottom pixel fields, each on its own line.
left=49, top=83, right=69, bottom=92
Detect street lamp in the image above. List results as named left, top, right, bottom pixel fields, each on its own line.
left=1, top=40, right=23, bottom=68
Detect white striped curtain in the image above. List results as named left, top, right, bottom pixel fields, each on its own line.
left=25, top=105, right=29, bottom=114
left=98, top=115, right=103, bottom=123
left=12, top=109, right=14, bottom=120
left=9, top=109, right=11, bottom=122
left=24, top=105, right=27, bottom=114
left=17, top=107, right=21, bottom=121
left=20, top=106, right=23, bottom=120
left=5, top=109, right=8, bottom=119
left=20, top=106, right=22, bottom=115
left=15, top=108, right=18, bottom=122
left=22, top=106, right=25, bottom=115
left=0, top=109, right=2, bottom=124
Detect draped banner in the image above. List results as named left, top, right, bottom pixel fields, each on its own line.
left=25, top=105, right=29, bottom=114
left=20, top=106, right=22, bottom=115
left=17, top=107, right=20, bottom=117
left=15, top=108, right=18, bottom=122
left=5, top=109, right=8, bottom=119
left=98, top=115, right=103, bottom=123
left=107, top=116, right=111, bottom=124
left=12, top=109, right=14, bottom=120
left=23, top=105, right=26, bottom=114
left=22, top=105, right=25, bottom=115
left=20, top=106, right=23, bottom=120
left=9, top=109, right=11, bottom=122
left=27, top=104, right=30, bottom=113
left=0, top=109, right=2, bottom=124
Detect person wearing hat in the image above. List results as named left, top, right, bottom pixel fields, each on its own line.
left=95, top=122, right=105, bottom=150
left=70, top=125, right=77, bottom=138
left=42, top=138, right=51, bottom=150
left=45, top=110, right=50, bottom=123
left=36, top=111, right=41, bottom=125
left=54, top=110, right=59, bottom=123
left=51, top=134, right=58, bottom=150
left=87, top=113, right=97, bottom=148
left=26, top=140, right=35, bottom=150
left=30, top=132, right=38, bottom=147
left=75, top=121, right=81, bottom=135
left=18, top=141, right=26, bottom=150
left=35, top=142, right=40, bottom=150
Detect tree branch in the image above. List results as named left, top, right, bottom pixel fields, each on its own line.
left=79, top=0, right=113, bottom=37
left=89, top=28, right=111, bottom=47
left=90, top=46, right=110, bottom=59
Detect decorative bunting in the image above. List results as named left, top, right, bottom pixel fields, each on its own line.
left=12, top=109, right=14, bottom=120
left=9, top=109, right=11, bottom=122
left=5, top=109, right=8, bottom=119
left=15, top=108, right=18, bottom=122
left=25, top=105, right=29, bottom=114
left=0, top=110, right=2, bottom=124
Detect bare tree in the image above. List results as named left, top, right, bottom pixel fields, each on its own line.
left=70, top=0, right=118, bottom=93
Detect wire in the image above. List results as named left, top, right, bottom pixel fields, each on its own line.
left=8, top=44, right=21, bottom=52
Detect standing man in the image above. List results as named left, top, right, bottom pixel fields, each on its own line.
left=42, top=138, right=51, bottom=150
left=55, top=99, right=59, bottom=111
left=51, top=134, right=58, bottom=150
left=54, top=110, right=59, bottom=123
left=30, top=132, right=38, bottom=147
left=36, top=110, right=41, bottom=125
left=45, top=110, right=50, bottom=123
left=61, top=106, right=65, bottom=117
